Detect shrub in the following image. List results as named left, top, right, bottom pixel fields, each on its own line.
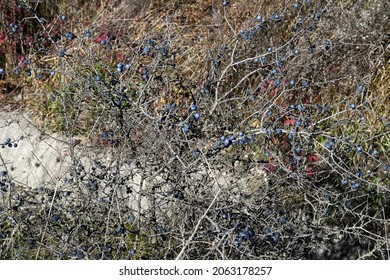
left=0, top=0, right=389, bottom=260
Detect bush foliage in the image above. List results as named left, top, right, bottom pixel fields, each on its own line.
left=0, top=0, right=389, bottom=259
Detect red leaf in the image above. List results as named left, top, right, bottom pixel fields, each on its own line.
left=284, top=118, right=296, bottom=126
left=307, top=155, right=318, bottom=162
left=116, top=53, right=126, bottom=62
left=263, top=163, right=276, bottom=173
left=289, top=163, right=297, bottom=171
left=94, top=33, right=108, bottom=44
left=17, top=54, right=25, bottom=62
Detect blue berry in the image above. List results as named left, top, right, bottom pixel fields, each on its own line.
left=183, top=124, right=190, bottom=133
left=190, top=104, right=198, bottom=111
left=193, top=112, right=200, bottom=120
left=86, top=30, right=92, bottom=37
left=113, top=100, right=121, bottom=107
left=324, top=140, right=334, bottom=149
left=350, top=103, right=356, bottom=109
left=356, top=171, right=364, bottom=177
left=371, top=149, right=378, bottom=156
left=61, top=15, right=66, bottom=20
left=238, top=132, right=244, bottom=137
left=294, top=146, right=302, bottom=154
left=341, top=178, right=349, bottom=185
left=143, top=47, right=151, bottom=55
left=275, top=128, right=282, bottom=135
left=290, top=79, right=296, bottom=87
left=52, top=214, right=60, bottom=222
left=351, top=182, right=361, bottom=190
left=0, top=68, right=4, bottom=74
left=383, top=164, right=389, bottom=171
left=273, top=231, right=281, bottom=241
left=224, top=139, right=231, bottom=147
left=303, top=80, right=310, bottom=88
left=356, top=146, right=363, bottom=154
left=358, top=84, right=365, bottom=93
left=129, top=215, right=136, bottom=222
left=161, top=47, right=168, bottom=57
left=65, top=32, right=76, bottom=40
left=194, top=149, right=201, bottom=156
left=28, top=239, right=35, bottom=248
left=50, top=70, right=56, bottom=76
